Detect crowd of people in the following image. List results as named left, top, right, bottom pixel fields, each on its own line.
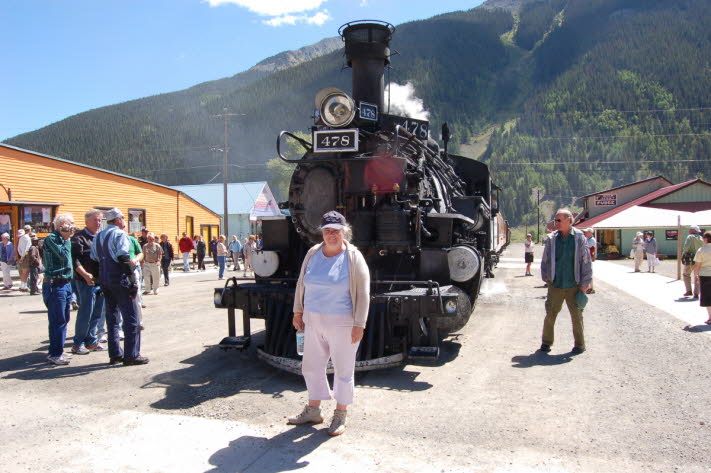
left=2, top=208, right=265, bottom=366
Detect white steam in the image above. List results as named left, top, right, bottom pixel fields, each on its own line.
left=385, top=82, right=430, bottom=120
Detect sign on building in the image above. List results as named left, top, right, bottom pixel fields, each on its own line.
left=665, top=230, right=678, bottom=240
left=594, top=193, right=617, bottom=206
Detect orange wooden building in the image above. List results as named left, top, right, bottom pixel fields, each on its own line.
left=0, top=143, right=221, bottom=245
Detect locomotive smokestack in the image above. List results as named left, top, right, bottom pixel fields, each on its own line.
left=341, top=21, right=393, bottom=115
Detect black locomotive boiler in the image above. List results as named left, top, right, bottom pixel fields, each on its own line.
left=214, top=21, right=509, bottom=373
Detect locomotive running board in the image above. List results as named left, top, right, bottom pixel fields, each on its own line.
left=256, top=348, right=405, bottom=375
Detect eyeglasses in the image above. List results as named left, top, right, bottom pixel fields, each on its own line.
left=60, top=226, right=76, bottom=232
left=554, top=219, right=563, bottom=223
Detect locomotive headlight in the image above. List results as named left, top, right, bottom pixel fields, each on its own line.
left=445, top=299, right=458, bottom=314
left=317, top=89, right=356, bottom=128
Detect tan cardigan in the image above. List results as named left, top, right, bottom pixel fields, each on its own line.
left=293, top=241, right=371, bottom=327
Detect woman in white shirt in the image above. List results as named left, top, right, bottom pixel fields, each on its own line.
left=693, top=231, right=711, bottom=324
left=524, top=233, right=534, bottom=276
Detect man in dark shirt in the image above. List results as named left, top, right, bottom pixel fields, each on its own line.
left=27, top=234, right=42, bottom=295
left=70, top=209, right=105, bottom=355
left=43, top=213, right=76, bottom=365
left=138, top=227, right=149, bottom=248
left=159, top=233, right=174, bottom=286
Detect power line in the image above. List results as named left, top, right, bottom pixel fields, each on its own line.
left=520, top=106, right=711, bottom=117
left=490, top=158, right=711, bottom=166
left=519, top=132, right=711, bottom=141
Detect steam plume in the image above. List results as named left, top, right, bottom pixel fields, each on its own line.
left=386, top=82, right=429, bottom=120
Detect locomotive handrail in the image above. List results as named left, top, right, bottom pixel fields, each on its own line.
left=276, top=131, right=313, bottom=163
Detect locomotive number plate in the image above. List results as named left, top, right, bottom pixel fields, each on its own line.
left=382, top=114, right=430, bottom=141
left=359, top=102, right=378, bottom=121
left=313, top=129, right=359, bottom=153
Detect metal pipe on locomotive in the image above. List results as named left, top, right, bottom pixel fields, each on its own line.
left=214, top=21, right=509, bottom=373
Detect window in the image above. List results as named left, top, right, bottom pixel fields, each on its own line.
left=185, top=216, right=194, bottom=238
left=22, top=205, right=53, bottom=234
left=128, top=209, right=146, bottom=234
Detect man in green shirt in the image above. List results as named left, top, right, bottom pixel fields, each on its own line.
left=42, top=213, right=76, bottom=365
left=682, top=225, right=703, bottom=299
left=539, top=208, right=593, bottom=354
left=128, top=233, right=146, bottom=313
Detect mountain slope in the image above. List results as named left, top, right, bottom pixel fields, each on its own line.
left=6, top=0, right=711, bottom=227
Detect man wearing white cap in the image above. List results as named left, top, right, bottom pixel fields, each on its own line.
left=90, top=207, right=148, bottom=366
left=1, top=232, right=14, bottom=289
left=682, top=225, right=703, bottom=299
left=16, top=228, right=32, bottom=292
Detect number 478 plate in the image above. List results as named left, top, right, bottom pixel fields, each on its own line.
left=313, top=129, right=359, bottom=153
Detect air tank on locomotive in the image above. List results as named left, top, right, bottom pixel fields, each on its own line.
left=214, top=21, right=504, bottom=373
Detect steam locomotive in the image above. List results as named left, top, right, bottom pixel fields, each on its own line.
left=214, top=21, right=509, bottom=373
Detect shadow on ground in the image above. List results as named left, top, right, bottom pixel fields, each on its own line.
left=0, top=350, right=113, bottom=379
left=206, top=425, right=331, bottom=473
left=148, top=335, right=444, bottom=411
left=146, top=340, right=304, bottom=411
left=511, top=350, right=578, bottom=368
left=683, top=324, right=711, bottom=333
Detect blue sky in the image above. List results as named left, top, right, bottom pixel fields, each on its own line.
left=1, top=0, right=483, bottom=141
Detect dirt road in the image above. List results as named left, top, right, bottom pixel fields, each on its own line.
left=1, top=245, right=709, bottom=472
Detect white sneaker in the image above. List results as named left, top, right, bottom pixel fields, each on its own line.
left=153, top=289, right=158, bottom=295
left=47, top=355, right=70, bottom=365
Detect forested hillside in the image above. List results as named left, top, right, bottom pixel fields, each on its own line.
left=6, top=0, right=710, bottom=227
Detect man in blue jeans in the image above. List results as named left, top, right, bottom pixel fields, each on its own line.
left=42, top=213, right=76, bottom=366
left=91, top=208, right=148, bottom=366
left=70, top=209, right=105, bottom=355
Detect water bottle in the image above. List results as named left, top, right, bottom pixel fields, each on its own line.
left=296, top=330, right=305, bottom=356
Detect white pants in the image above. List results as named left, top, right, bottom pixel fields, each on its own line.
left=144, top=262, right=161, bottom=292
left=301, top=311, right=360, bottom=406
left=1, top=261, right=12, bottom=288
left=647, top=254, right=656, bottom=271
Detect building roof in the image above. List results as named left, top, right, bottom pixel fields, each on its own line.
left=0, top=143, right=220, bottom=218
left=171, top=182, right=273, bottom=215
left=575, top=178, right=710, bottom=228
left=582, top=206, right=711, bottom=229
left=579, top=175, right=672, bottom=199
left=0, top=200, right=63, bottom=206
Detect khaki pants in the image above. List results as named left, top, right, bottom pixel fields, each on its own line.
left=682, top=264, right=699, bottom=296
left=144, top=262, right=161, bottom=292
left=633, top=250, right=644, bottom=271
left=542, top=286, right=585, bottom=349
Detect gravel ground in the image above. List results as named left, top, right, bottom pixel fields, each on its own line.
left=1, top=247, right=709, bottom=472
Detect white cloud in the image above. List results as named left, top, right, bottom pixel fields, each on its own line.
left=264, top=9, right=331, bottom=27
left=359, top=0, right=368, bottom=6
left=205, top=0, right=326, bottom=17
left=386, top=82, right=430, bottom=120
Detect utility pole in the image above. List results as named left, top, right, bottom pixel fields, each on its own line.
left=531, top=187, right=544, bottom=243
left=213, top=108, right=242, bottom=236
